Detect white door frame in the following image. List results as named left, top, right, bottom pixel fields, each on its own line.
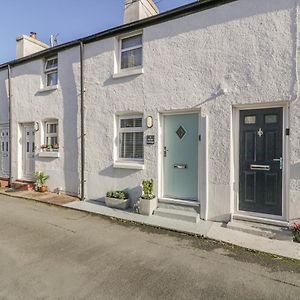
left=157, top=109, right=208, bottom=219
left=0, top=125, right=9, bottom=178
left=232, top=102, right=289, bottom=222
left=22, top=123, right=36, bottom=180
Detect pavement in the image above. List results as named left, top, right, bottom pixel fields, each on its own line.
left=1, top=188, right=299, bottom=260
left=0, top=194, right=299, bottom=300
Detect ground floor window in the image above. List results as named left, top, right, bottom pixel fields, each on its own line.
left=118, top=116, right=144, bottom=160
left=41, top=121, right=59, bottom=151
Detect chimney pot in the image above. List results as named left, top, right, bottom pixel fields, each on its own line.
left=30, top=32, right=37, bottom=39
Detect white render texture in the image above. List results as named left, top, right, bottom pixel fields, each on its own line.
left=0, top=0, right=299, bottom=221
left=16, top=35, right=49, bottom=59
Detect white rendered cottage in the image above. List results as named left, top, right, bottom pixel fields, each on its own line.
left=0, top=0, right=299, bottom=224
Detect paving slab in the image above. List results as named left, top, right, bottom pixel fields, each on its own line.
left=0, top=188, right=78, bottom=206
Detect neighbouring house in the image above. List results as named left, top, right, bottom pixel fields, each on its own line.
left=0, top=0, right=299, bottom=225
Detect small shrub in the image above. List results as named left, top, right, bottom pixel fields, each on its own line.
left=141, top=179, right=155, bottom=200
left=106, top=191, right=128, bottom=200
left=34, top=171, right=49, bottom=186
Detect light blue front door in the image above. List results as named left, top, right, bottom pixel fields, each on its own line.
left=163, top=114, right=199, bottom=200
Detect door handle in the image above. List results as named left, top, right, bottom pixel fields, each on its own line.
left=273, top=157, right=283, bottom=170
left=163, top=147, right=168, bottom=157
left=174, top=164, right=188, bottom=169
left=250, top=165, right=270, bottom=171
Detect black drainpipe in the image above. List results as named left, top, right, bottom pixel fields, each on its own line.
left=7, top=65, right=12, bottom=188
left=80, top=41, right=85, bottom=201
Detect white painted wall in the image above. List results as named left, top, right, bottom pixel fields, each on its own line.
left=1, top=0, right=299, bottom=221
left=9, top=47, right=81, bottom=195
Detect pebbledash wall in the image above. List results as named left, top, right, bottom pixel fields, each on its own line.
left=0, top=0, right=299, bottom=221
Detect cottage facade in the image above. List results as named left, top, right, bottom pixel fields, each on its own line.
left=0, top=0, right=299, bottom=223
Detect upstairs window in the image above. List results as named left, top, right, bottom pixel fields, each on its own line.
left=120, top=34, right=143, bottom=70
left=118, top=116, right=144, bottom=160
left=45, top=57, right=58, bottom=86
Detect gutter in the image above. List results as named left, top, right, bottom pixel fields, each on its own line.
left=80, top=42, right=85, bottom=201
left=7, top=65, right=12, bottom=187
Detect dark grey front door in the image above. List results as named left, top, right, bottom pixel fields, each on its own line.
left=239, top=108, right=283, bottom=216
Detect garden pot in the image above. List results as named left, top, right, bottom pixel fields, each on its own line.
left=105, top=197, right=129, bottom=210
left=293, top=232, right=300, bottom=243
left=39, top=186, right=48, bottom=193
left=139, top=197, right=157, bottom=216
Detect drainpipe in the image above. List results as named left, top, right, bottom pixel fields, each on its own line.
left=7, top=65, right=12, bottom=188
left=80, top=41, right=85, bottom=201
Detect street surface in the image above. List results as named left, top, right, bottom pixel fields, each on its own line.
left=0, top=195, right=299, bottom=299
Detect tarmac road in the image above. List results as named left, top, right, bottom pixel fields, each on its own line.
left=0, top=195, right=299, bottom=300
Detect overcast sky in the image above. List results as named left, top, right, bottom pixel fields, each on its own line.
left=0, top=0, right=195, bottom=63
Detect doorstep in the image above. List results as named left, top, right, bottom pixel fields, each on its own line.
left=64, top=200, right=300, bottom=261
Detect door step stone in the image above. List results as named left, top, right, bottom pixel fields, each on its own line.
left=226, top=220, right=292, bottom=241
left=154, top=204, right=200, bottom=223
left=12, top=181, right=35, bottom=191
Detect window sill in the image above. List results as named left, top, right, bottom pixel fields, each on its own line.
left=38, top=85, right=58, bottom=93
left=113, top=68, right=144, bottom=79
left=39, top=152, right=60, bottom=158
left=113, top=161, right=144, bottom=170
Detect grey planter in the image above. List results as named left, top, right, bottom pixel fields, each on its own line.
left=139, top=197, right=157, bottom=216
left=105, top=197, right=129, bottom=210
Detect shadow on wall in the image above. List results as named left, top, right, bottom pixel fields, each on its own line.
left=96, top=185, right=142, bottom=207
left=290, top=162, right=300, bottom=180
left=60, top=52, right=80, bottom=196
left=0, top=75, right=9, bottom=124
left=98, top=165, right=141, bottom=179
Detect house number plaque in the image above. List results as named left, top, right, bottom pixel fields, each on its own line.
left=146, top=135, right=155, bottom=145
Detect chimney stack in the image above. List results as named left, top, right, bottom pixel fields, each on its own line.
left=124, top=0, right=159, bottom=24
left=16, top=32, right=49, bottom=59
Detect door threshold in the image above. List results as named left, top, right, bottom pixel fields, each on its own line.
left=159, top=197, right=200, bottom=207
left=233, top=214, right=288, bottom=227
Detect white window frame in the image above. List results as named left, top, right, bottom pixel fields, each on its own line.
left=117, top=115, right=144, bottom=162
left=119, top=32, right=143, bottom=72
left=44, top=121, right=59, bottom=151
left=44, top=56, right=58, bottom=87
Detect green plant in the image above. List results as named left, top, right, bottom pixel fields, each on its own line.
left=34, top=171, right=49, bottom=187
left=141, top=179, right=155, bottom=200
left=106, top=191, right=128, bottom=200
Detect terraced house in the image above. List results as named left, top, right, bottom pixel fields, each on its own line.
left=0, top=0, right=299, bottom=226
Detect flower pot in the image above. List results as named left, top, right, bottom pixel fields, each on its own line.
left=293, top=231, right=300, bottom=243
left=139, top=197, right=157, bottom=216
left=105, top=197, right=129, bottom=210
left=39, top=186, right=48, bottom=193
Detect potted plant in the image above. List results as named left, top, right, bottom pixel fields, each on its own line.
left=47, top=144, right=53, bottom=152
left=40, top=144, right=47, bottom=151
left=138, top=179, right=157, bottom=216
left=105, top=190, right=130, bottom=210
left=53, top=143, right=59, bottom=151
left=290, top=221, right=300, bottom=243
left=34, top=171, right=49, bottom=193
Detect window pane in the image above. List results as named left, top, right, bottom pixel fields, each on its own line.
left=119, top=132, right=144, bottom=159
left=121, top=48, right=142, bottom=69
left=134, top=132, right=144, bottom=159
left=121, top=118, right=142, bottom=128
left=265, top=114, right=278, bottom=124
left=47, top=123, right=57, bottom=134
left=47, top=72, right=58, bottom=86
left=121, top=35, right=142, bottom=50
left=244, top=116, right=256, bottom=124
left=46, top=58, right=58, bottom=70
